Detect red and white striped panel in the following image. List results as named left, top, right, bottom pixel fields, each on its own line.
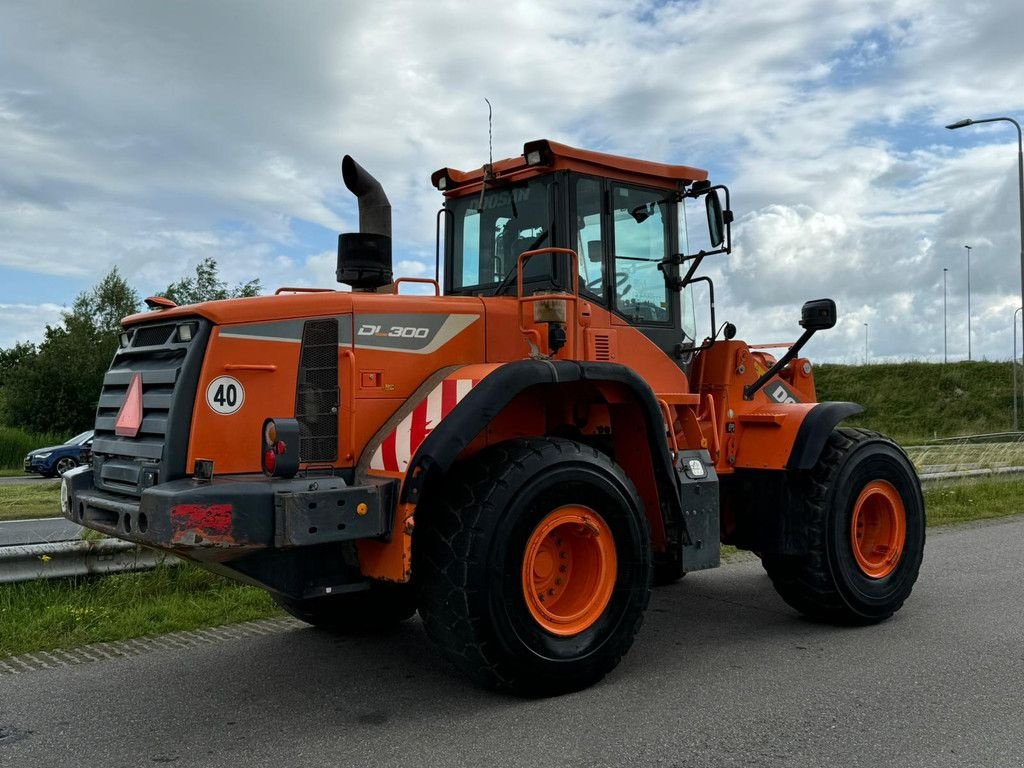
left=369, top=377, right=481, bottom=472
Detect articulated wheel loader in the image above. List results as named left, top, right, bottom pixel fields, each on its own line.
left=63, top=139, right=924, bottom=695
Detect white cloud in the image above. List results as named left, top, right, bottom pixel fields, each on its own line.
left=0, top=303, right=64, bottom=348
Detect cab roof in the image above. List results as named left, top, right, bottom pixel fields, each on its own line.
left=431, top=139, right=709, bottom=197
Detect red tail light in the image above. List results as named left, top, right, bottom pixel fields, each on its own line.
left=261, top=418, right=300, bottom=478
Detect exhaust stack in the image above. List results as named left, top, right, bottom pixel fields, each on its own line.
left=337, top=155, right=393, bottom=291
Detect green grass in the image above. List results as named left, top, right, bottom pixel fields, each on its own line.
left=0, top=480, right=61, bottom=521
left=0, top=425, right=63, bottom=470
left=923, top=476, right=1023, bottom=526
left=815, top=361, right=1017, bottom=444
left=0, top=563, right=280, bottom=658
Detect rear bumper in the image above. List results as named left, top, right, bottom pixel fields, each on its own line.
left=62, top=467, right=397, bottom=563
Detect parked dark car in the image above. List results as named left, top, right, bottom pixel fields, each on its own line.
left=23, top=430, right=94, bottom=477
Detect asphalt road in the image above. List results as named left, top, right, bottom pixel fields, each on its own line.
left=2, top=518, right=1022, bottom=768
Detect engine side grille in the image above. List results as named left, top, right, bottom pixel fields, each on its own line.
left=92, top=319, right=210, bottom=496
left=295, top=319, right=339, bottom=463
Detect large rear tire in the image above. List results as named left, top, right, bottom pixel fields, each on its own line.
left=414, top=437, right=652, bottom=696
left=762, top=428, right=925, bottom=624
left=273, top=582, right=416, bottom=633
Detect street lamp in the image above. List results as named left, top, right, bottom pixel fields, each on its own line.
left=943, top=267, right=949, bottom=364
left=965, top=244, right=973, bottom=360
left=1015, top=307, right=1023, bottom=431
left=947, top=115, right=1024, bottom=365
left=863, top=322, right=869, bottom=364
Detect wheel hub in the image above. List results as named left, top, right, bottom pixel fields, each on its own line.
left=522, top=506, right=617, bottom=636
left=850, top=480, right=906, bottom=579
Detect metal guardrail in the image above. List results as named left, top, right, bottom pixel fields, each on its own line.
left=0, top=538, right=168, bottom=584
left=0, top=516, right=170, bottom=584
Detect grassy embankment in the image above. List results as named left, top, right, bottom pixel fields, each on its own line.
left=814, top=361, right=1016, bottom=444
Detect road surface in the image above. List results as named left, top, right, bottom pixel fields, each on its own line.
left=1, top=517, right=1022, bottom=767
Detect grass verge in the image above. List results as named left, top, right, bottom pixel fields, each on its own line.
left=0, top=480, right=61, bottom=521
left=923, top=475, right=1023, bottom=526
left=0, top=563, right=280, bottom=658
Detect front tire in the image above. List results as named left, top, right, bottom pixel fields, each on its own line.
left=763, top=428, right=925, bottom=624
left=415, top=438, right=652, bottom=696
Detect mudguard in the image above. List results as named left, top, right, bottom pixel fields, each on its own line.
left=785, top=402, right=865, bottom=470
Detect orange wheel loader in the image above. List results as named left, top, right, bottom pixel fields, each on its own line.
left=62, top=140, right=925, bottom=695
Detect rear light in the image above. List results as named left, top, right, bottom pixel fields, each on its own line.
left=119, top=332, right=131, bottom=348
left=261, top=418, right=300, bottom=478
left=177, top=323, right=196, bottom=342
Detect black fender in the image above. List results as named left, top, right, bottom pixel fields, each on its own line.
left=400, top=359, right=683, bottom=536
left=786, top=402, right=864, bottom=470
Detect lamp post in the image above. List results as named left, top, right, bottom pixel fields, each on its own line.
left=964, top=244, right=973, bottom=360
left=1015, top=307, right=1023, bottom=431
left=863, top=322, right=869, bottom=364
left=947, top=115, right=1024, bottom=365
left=943, top=267, right=949, bottom=364
left=1011, top=309, right=1019, bottom=436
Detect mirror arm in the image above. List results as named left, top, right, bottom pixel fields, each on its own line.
left=743, top=328, right=816, bottom=401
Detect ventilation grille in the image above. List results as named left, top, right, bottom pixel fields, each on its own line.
left=586, top=329, right=617, bottom=362
left=295, top=319, right=339, bottom=463
left=131, top=324, right=175, bottom=348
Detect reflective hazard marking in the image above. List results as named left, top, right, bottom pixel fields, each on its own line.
left=206, top=376, right=245, bottom=415
left=370, top=377, right=480, bottom=472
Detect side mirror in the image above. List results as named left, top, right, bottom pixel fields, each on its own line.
left=706, top=192, right=724, bottom=248
left=587, top=240, right=603, bottom=264
left=800, top=298, right=837, bottom=331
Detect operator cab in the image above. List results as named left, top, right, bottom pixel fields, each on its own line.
left=433, top=140, right=731, bottom=363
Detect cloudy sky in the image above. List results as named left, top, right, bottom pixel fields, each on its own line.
left=2, top=0, right=1023, bottom=363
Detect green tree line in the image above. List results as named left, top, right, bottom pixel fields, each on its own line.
left=0, top=258, right=260, bottom=435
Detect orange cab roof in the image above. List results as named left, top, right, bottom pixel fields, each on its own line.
left=431, top=139, right=708, bottom=196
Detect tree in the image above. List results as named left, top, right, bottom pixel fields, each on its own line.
left=1, top=269, right=138, bottom=434
left=161, top=257, right=261, bottom=305
left=2, top=260, right=261, bottom=435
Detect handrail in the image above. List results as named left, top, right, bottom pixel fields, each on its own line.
left=515, top=247, right=580, bottom=298
left=658, top=399, right=679, bottom=456
left=340, top=349, right=357, bottom=461
left=515, top=248, right=580, bottom=354
left=275, top=287, right=336, bottom=295
left=394, top=277, right=441, bottom=296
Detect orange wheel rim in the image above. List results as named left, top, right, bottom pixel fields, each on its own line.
left=521, top=505, right=618, bottom=636
left=850, top=480, right=906, bottom=579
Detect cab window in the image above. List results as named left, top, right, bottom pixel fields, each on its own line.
left=447, top=178, right=554, bottom=293
left=611, top=184, right=670, bottom=323
left=575, top=177, right=604, bottom=299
